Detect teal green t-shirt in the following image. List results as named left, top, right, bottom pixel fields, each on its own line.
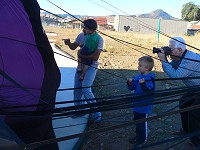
left=84, top=31, right=99, bottom=54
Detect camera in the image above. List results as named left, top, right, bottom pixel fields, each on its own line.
left=153, top=46, right=172, bottom=55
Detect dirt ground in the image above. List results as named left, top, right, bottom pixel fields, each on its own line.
left=44, top=27, right=200, bottom=150
left=80, top=69, right=188, bottom=150
left=75, top=45, right=187, bottom=149
left=69, top=52, right=187, bottom=150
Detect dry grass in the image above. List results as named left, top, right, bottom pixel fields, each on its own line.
left=44, top=26, right=200, bottom=74
left=44, top=26, right=200, bottom=95
left=44, top=26, right=200, bottom=150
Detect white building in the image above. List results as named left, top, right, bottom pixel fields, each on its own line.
left=114, top=15, right=188, bottom=35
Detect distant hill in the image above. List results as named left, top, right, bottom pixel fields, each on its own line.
left=40, top=9, right=179, bottom=20
left=57, top=14, right=87, bottom=19
left=137, top=9, right=178, bottom=20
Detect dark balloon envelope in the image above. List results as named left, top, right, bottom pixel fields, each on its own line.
left=0, top=0, right=61, bottom=149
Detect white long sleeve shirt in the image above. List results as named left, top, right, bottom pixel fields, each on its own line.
left=162, top=50, right=200, bottom=87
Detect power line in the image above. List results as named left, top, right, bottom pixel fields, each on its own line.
left=22, top=103, right=200, bottom=149
left=41, top=5, right=200, bottom=74
left=3, top=85, right=199, bottom=117
left=100, top=0, right=200, bottom=51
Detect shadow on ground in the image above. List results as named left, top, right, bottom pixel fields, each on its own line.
left=81, top=68, right=186, bottom=150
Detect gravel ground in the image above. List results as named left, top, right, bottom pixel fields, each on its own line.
left=81, top=69, right=188, bottom=150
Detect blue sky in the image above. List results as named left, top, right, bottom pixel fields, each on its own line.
left=37, top=0, right=200, bottom=19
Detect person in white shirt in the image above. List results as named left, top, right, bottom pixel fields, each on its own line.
left=63, top=19, right=104, bottom=122
left=158, top=37, right=200, bottom=148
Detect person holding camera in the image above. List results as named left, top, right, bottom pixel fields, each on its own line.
left=157, top=37, right=200, bottom=148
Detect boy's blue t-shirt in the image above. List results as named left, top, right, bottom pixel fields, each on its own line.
left=128, top=73, right=155, bottom=114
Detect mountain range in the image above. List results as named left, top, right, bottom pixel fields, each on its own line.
left=41, top=9, right=178, bottom=20
left=136, top=9, right=178, bottom=20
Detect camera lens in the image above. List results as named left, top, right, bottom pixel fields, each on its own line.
left=153, top=47, right=161, bottom=54
left=153, top=47, right=171, bottom=55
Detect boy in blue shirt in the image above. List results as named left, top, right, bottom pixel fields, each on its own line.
left=127, top=56, right=155, bottom=147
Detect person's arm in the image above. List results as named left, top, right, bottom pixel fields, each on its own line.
left=157, top=48, right=190, bottom=78
left=158, top=48, right=195, bottom=78
left=127, top=78, right=137, bottom=90
left=162, top=59, right=192, bottom=78
left=79, top=36, right=93, bottom=55
left=63, top=39, right=79, bottom=50
left=78, top=34, right=104, bottom=61
left=63, top=32, right=85, bottom=50
left=78, top=49, right=101, bottom=61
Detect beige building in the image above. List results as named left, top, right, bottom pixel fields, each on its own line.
left=66, top=20, right=82, bottom=29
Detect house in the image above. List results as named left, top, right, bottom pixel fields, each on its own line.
left=65, top=17, right=108, bottom=29
left=187, top=21, right=200, bottom=36
left=93, top=17, right=107, bottom=25
left=92, top=16, right=114, bottom=30
left=68, top=16, right=115, bottom=30
left=94, top=16, right=115, bottom=30
left=66, top=19, right=82, bottom=29
left=40, top=13, right=61, bottom=26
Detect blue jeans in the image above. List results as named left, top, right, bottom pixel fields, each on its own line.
left=74, top=62, right=101, bottom=120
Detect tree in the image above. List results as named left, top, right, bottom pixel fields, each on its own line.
left=181, top=2, right=200, bottom=21
left=193, top=5, right=200, bottom=20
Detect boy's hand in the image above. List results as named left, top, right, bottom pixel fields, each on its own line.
left=127, top=78, right=133, bottom=86
left=63, top=39, right=70, bottom=45
left=139, top=78, right=145, bottom=83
